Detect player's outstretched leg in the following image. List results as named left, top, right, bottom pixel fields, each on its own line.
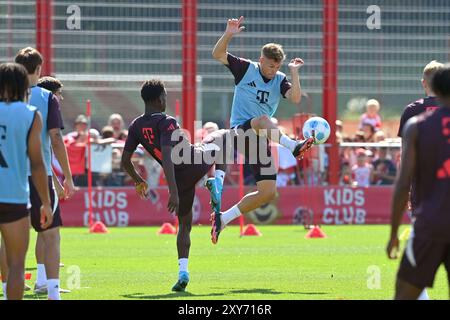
left=210, top=180, right=276, bottom=245
left=202, top=130, right=230, bottom=244
left=205, top=177, right=223, bottom=215
left=292, top=136, right=315, bottom=160
left=209, top=211, right=223, bottom=245
left=172, top=271, right=189, bottom=292
left=205, top=164, right=227, bottom=221
left=203, top=131, right=229, bottom=216
left=206, top=175, right=224, bottom=245
left=250, top=115, right=315, bottom=159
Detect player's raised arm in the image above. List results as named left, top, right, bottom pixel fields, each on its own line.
left=161, top=145, right=179, bottom=214
left=285, top=58, right=304, bottom=104
left=212, top=16, right=245, bottom=65
left=387, top=117, right=418, bottom=259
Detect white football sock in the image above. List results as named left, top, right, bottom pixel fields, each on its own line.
left=179, top=258, right=189, bottom=273
left=36, top=264, right=47, bottom=287
left=2, top=282, right=6, bottom=300
left=418, top=289, right=429, bottom=300
left=280, top=134, right=297, bottom=152
left=221, top=205, right=242, bottom=225
left=215, top=170, right=225, bottom=186
left=47, top=279, right=61, bottom=300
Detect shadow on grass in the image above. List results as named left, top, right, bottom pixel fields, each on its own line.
left=227, top=288, right=328, bottom=296
left=122, top=288, right=328, bottom=300
left=122, top=291, right=225, bottom=300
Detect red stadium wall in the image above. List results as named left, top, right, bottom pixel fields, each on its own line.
left=59, top=186, right=409, bottom=227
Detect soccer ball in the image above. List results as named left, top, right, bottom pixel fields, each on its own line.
left=302, top=116, right=331, bottom=145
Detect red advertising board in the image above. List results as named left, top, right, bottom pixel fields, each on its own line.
left=59, top=186, right=409, bottom=227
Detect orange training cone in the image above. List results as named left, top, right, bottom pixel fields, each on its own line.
left=305, top=225, right=327, bottom=238
left=89, top=221, right=108, bottom=234
left=157, top=223, right=177, bottom=235
left=241, top=224, right=262, bottom=236
left=0, top=273, right=32, bottom=281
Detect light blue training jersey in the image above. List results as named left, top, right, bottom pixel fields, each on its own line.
left=230, top=61, right=286, bottom=128
left=0, top=101, right=37, bottom=204
left=29, top=85, right=52, bottom=176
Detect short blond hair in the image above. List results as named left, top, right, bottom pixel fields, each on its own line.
left=366, top=99, right=380, bottom=111
left=423, top=60, right=444, bottom=83
left=261, top=43, right=286, bottom=63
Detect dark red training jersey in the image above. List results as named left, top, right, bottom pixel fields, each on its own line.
left=413, top=107, right=450, bottom=241
left=124, top=112, right=191, bottom=170
left=398, top=96, right=440, bottom=137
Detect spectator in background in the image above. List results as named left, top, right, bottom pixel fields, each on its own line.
left=195, top=122, right=220, bottom=143
left=340, top=161, right=352, bottom=186
left=96, top=126, right=124, bottom=186
left=64, top=115, right=100, bottom=186
left=335, top=119, right=345, bottom=143
left=203, top=122, right=219, bottom=135
left=108, top=113, right=127, bottom=140
left=361, top=122, right=376, bottom=142
left=359, top=99, right=382, bottom=131
left=65, top=114, right=100, bottom=142
left=353, top=130, right=366, bottom=143
left=351, top=148, right=373, bottom=187
left=101, top=125, right=114, bottom=139
left=372, top=148, right=396, bottom=185
left=374, top=130, right=386, bottom=142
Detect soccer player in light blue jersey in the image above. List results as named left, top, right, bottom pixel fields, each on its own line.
left=0, top=63, right=53, bottom=300
left=208, top=16, right=314, bottom=243
left=1, top=48, right=75, bottom=300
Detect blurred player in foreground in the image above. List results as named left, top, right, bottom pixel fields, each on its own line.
left=0, top=63, right=52, bottom=300
left=397, top=60, right=444, bottom=300
left=388, top=63, right=450, bottom=300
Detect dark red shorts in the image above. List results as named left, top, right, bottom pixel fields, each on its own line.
left=397, top=232, right=450, bottom=288
left=233, top=119, right=277, bottom=182
left=175, top=162, right=212, bottom=217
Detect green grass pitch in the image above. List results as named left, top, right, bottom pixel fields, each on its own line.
left=11, top=225, right=448, bottom=300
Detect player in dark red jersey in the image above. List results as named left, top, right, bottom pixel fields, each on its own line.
left=387, top=63, right=450, bottom=300
left=398, top=61, right=443, bottom=138
left=396, top=61, right=444, bottom=300
left=121, top=79, right=229, bottom=292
